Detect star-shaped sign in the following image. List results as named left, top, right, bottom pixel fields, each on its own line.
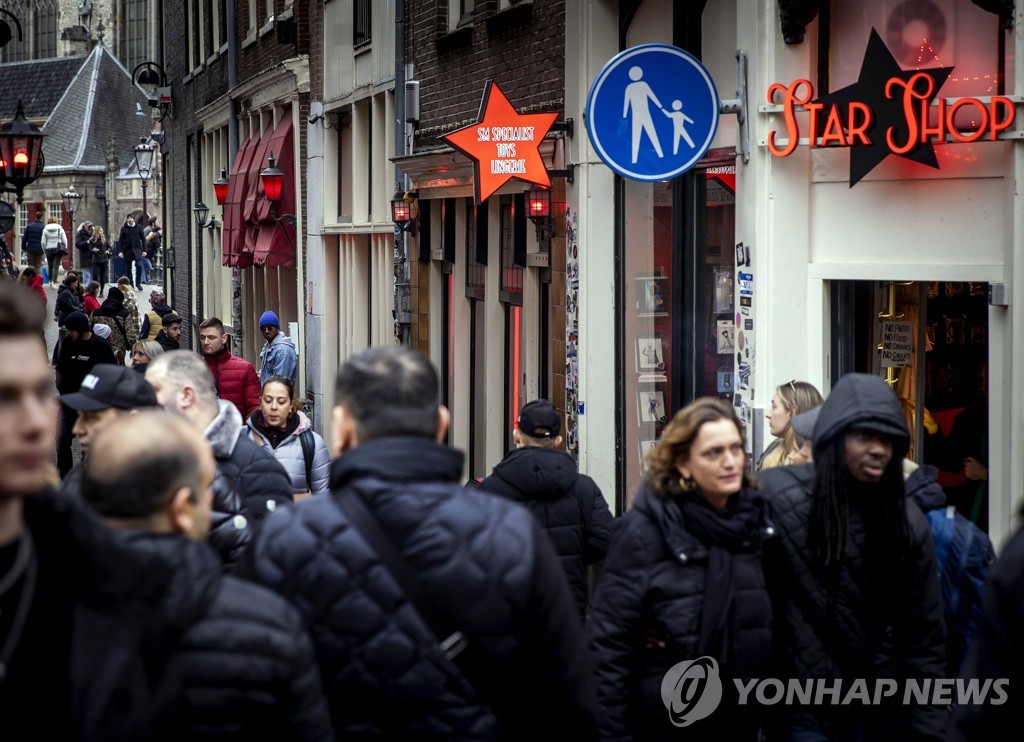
left=443, top=81, right=558, bottom=204
left=816, top=28, right=952, bottom=187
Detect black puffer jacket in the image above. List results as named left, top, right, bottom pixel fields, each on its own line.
left=588, top=484, right=774, bottom=741
left=237, top=436, right=599, bottom=740
left=55, top=283, right=81, bottom=326
left=760, top=373, right=947, bottom=739
left=123, top=533, right=333, bottom=741
left=58, top=459, right=251, bottom=572
left=205, top=399, right=293, bottom=522
left=480, top=446, right=615, bottom=619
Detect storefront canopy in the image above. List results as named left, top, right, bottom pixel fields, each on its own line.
left=222, top=116, right=296, bottom=269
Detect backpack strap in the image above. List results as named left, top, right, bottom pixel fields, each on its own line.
left=299, top=429, right=315, bottom=492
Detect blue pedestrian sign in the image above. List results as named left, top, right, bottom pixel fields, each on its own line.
left=586, top=44, right=720, bottom=181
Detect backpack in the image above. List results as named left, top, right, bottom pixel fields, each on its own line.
left=298, top=429, right=316, bottom=493
left=925, top=506, right=995, bottom=673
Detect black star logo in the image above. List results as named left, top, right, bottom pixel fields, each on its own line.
left=816, top=28, right=952, bottom=187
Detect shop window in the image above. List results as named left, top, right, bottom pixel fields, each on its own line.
left=499, top=196, right=523, bottom=304
left=465, top=199, right=485, bottom=299
left=824, top=0, right=1007, bottom=99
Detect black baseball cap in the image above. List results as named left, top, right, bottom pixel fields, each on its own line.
left=518, top=400, right=561, bottom=439
left=61, top=364, right=159, bottom=412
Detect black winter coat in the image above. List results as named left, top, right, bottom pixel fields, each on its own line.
left=949, top=521, right=1022, bottom=740
left=124, top=533, right=334, bottom=741
left=118, top=221, right=145, bottom=260
left=5, top=490, right=175, bottom=741
left=155, top=328, right=179, bottom=351
left=759, top=373, right=947, bottom=739
left=588, top=484, right=774, bottom=741
left=58, top=461, right=251, bottom=573
left=480, top=446, right=614, bottom=619
left=237, top=436, right=600, bottom=740
left=55, top=284, right=81, bottom=326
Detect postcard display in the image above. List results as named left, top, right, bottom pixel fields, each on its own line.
left=634, top=273, right=671, bottom=472
left=732, top=242, right=755, bottom=454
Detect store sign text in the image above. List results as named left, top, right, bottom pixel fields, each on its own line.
left=767, top=77, right=1015, bottom=158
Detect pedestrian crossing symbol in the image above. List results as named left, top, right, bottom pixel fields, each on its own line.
left=586, top=44, right=720, bottom=181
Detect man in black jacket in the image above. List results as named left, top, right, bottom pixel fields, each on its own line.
left=155, top=311, right=182, bottom=351
left=237, top=346, right=599, bottom=739
left=759, top=373, right=946, bottom=740
left=0, top=279, right=173, bottom=739
left=117, top=215, right=145, bottom=291
left=480, top=398, right=614, bottom=620
left=75, top=221, right=94, bottom=285
left=80, top=410, right=334, bottom=741
left=58, top=363, right=252, bottom=570
left=145, top=350, right=293, bottom=524
left=21, top=209, right=44, bottom=270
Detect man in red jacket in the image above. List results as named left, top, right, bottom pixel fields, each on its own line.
left=199, top=317, right=261, bottom=420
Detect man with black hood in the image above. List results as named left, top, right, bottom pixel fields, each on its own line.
left=155, top=312, right=183, bottom=351
left=759, top=373, right=946, bottom=740
left=480, top=399, right=614, bottom=620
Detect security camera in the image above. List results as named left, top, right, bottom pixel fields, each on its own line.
left=308, top=112, right=322, bottom=126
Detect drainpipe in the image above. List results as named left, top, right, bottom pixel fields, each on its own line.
left=394, top=0, right=411, bottom=345
left=227, top=0, right=242, bottom=354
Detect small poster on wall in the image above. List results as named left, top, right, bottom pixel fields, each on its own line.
left=636, top=334, right=666, bottom=372
left=716, top=320, right=735, bottom=354
left=638, top=389, right=668, bottom=424
left=639, top=439, right=658, bottom=470
left=636, top=276, right=669, bottom=316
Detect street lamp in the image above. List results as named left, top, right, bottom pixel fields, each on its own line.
left=133, top=136, right=156, bottom=224
left=0, top=100, right=46, bottom=203
left=132, top=61, right=172, bottom=122
left=213, top=168, right=229, bottom=206
left=260, top=152, right=284, bottom=203
left=193, top=199, right=217, bottom=230
left=61, top=185, right=81, bottom=219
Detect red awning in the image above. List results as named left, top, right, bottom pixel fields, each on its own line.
left=222, top=136, right=257, bottom=267
left=253, top=117, right=295, bottom=268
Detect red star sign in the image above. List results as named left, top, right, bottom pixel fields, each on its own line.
left=443, top=81, right=559, bottom=204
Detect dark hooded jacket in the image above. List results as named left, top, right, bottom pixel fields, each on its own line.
left=588, top=483, right=774, bottom=741
left=155, top=328, right=180, bottom=352
left=905, top=464, right=994, bottom=675
left=123, top=533, right=334, bottom=741
left=3, top=489, right=175, bottom=741
left=55, top=283, right=82, bottom=326
left=759, top=373, right=947, bottom=739
left=237, top=436, right=599, bottom=740
left=480, top=446, right=614, bottom=619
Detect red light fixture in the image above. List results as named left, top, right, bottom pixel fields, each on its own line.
left=0, top=100, right=46, bottom=202
left=525, top=187, right=551, bottom=220
left=213, top=168, right=229, bottom=206
left=260, top=152, right=284, bottom=202
left=390, top=191, right=418, bottom=235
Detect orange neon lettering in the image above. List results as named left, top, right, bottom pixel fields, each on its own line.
left=919, top=98, right=946, bottom=143
left=989, top=96, right=1015, bottom=140
left=846, top=102, right=873, bottom=145
left=818, top=106, right=848, bottom=147
left=767, top=79, right=814, bottom=157
left=948, top=98, right=988, bottom=143
left=885, top=73, right=934, bottom=155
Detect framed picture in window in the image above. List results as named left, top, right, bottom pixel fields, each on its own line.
left=636, top=334, right=666, bottom=373
left=639, top=438, right=658, bottom=470
left=637, top=388, right=668, bottom=425
left=636, top=275, right=669, bottom=316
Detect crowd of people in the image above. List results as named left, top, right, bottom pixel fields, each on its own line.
left=0, top=256, right=1022, bottom=739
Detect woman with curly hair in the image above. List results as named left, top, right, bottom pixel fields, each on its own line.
left=757, top=379, right=823, bottom=471
left=588, top=398, right=775, bottom=740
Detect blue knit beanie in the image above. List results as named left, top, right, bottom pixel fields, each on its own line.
left=259, top=310, right=280, bottom=329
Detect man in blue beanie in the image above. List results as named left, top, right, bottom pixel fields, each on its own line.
left=258, top=310, right=298, bottom=386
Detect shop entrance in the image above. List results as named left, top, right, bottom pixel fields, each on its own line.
left=831, top=280, right=990, bottom=530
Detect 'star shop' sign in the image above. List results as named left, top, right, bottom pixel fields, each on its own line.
left=443, top=81, right=558, bottom=204
left=767, top=29, right=1016, bottom=187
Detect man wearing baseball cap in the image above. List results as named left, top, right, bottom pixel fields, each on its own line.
left=61, top=363, right=253, bottom=569
left=58, top=364, right=159, bottom=497
left=480, top=399, right=614, bottom=620
left=257, top=309, right=298, bottom=385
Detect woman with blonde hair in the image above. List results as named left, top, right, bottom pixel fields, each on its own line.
left=130, top=339, right=164, bottom=374
left=757, top=379, right=823, bottom=471
left=589, top=397, right=774, bottom=740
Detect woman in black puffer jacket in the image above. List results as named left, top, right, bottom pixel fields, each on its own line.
left=589, top=398, right=774, bottom=741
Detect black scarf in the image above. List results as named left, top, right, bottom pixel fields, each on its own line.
left=250, top=411, right=299, bottom=449
left=678, top=489, right=765, bottom=663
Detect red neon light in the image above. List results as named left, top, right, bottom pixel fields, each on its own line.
left=766, top=77, right=1014, bottom=156
left=512, top=305, right=521, bottom=434
left=13, top=153, right=27, bottom=166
